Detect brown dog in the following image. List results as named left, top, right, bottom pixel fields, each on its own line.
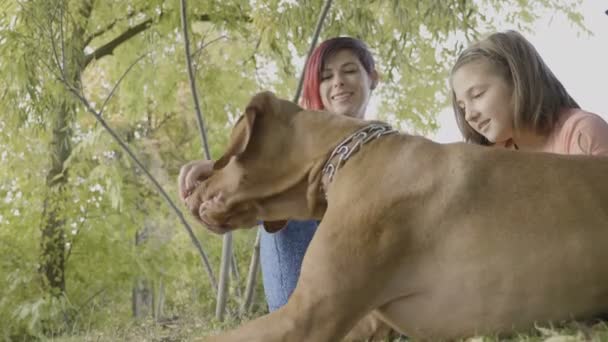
left=186, top=91, right=608, bottom=341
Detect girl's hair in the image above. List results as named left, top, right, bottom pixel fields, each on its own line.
left=301, top=37, right=376, bottom=110
left=449, top=30, right=579, bottom=145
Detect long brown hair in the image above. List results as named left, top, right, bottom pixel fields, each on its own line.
left=449, top=30, right=579, bottom=145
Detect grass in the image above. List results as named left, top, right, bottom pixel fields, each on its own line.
left=42, top=308, right=258, bottom=342
left=41, top=312, right=608, bottom=342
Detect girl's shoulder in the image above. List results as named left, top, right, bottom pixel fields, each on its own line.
left=560, top=108, right=607, bottom=126
left=553, top=108, right=608, bottom=156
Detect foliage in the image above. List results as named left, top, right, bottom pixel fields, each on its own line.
left=0, top=0, right=586, bottom=339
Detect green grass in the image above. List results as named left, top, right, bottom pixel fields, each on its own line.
left=41, top=314, right=608, bottom=342
left=42, top=307, right=261, bottom=342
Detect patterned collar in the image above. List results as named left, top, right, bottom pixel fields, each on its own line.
left=320, top=122, right=397, bottom=197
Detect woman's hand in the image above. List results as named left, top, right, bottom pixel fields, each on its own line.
left=177, top=159, right=214, bottom=202
left=178, top=159, right=237, bottom=233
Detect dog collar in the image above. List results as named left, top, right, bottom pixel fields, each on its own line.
left=321, top=122, right=397, bottom=197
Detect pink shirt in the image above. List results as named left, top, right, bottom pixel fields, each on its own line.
left=539, top=108, right=608, bottom=156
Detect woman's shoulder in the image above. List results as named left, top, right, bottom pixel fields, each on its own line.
left=553, top=108, right=608, bottom=156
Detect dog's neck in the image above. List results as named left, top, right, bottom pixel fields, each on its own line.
left=292, top=113, right=399, bottom=216
left=319, top=122, right=397, bottom=197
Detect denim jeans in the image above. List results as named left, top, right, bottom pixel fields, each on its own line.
left=259, top=220, right=318, bottom=311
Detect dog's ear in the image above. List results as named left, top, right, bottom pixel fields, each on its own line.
left=214, top=107, right=256, bottom=170
left=214, top=92, right=273, bottom=170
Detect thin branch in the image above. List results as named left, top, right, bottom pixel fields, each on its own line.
left=194, top=13, right=251, bottom=23
left=293, top=0, right=334, bottom=103
left=83, top=17, right=154, bottom=68
left=78, top=0, right=95, bottom=26
left=64, top=201, right=93, bottom=265
left=59, top=2, right=66, bottom=75
left=152, top=112, right=178, bottom=132
left=38, top=56, right=63, bottom=88
left=215, top=232, right=232, bottom=321
left=192, top=35, right=228, bottom=75
left=181, top=0, right=225, bottom=317
left=191, top=35, right=227, bottom=61
left=245, top=32, right=264, bottom=65
left=98, top=53, right=148, bottom=116
left=84, top=6, right=150, bottom=46
left=241, top=228, right=261, bottom=315
left=180, top=0, right=211, bottom=160
left=85, top=20, right=119, bottom=46
left=76, top=287, right=106, bottom=314
left=231, top=253, right=242, bottom=299
left=48, top=9, right=65, bottom=81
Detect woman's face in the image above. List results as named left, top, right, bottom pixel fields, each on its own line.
left=451, top=59, right=515, bottom=144
left=319, top=49, right=377, bottom=119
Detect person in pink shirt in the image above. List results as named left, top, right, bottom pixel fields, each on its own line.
left=450, top=30, right=608, bottom=156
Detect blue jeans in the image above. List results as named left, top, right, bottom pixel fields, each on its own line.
left=259, top=220, right=318, bottom=311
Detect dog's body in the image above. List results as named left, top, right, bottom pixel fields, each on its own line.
left=189, top=92, right=608, bottom=341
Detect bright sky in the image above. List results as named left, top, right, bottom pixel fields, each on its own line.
left=431, top=1, right=608, bottom=143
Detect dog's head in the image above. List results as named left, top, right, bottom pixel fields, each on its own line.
left=188, top=91, right=326, bottom=234
left=213, top=91, right=300, bottom=170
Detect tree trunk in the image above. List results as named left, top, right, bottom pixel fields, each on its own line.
left=39, top=0, right=92, bottom=297
left=132, top=277, right=154, bottom=319
left=132, top=229, right=154, bottom=319
left=41, top=100, right=74, bottom=295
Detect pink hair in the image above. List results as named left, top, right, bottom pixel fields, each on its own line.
left=300, top=37, right=375, bottom=111
left=301, top=42, right=327, bottom=110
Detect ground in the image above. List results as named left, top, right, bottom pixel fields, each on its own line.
left=45, top=315, right=608, bottom=342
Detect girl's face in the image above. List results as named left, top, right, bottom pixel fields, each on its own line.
left=319, top=49, right=377, bottom=119
left=452, top=59, right=515, bottom=144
